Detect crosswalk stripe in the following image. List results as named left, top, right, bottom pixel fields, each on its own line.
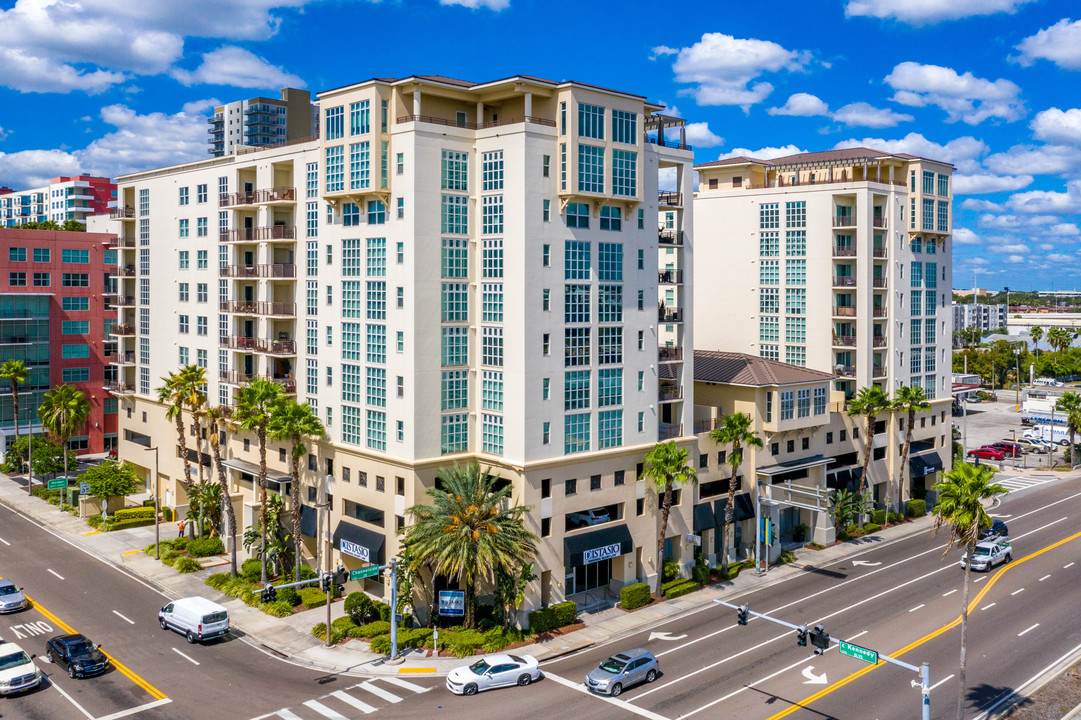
left=355, top=680, right=403, bottom=703
left=303, top=700, right=350, bottom=720
left=275, top=711, right=304, bottom=720
left=380, top=676, right=431, bottom=693
left=329, top=690, right=377, bottom=714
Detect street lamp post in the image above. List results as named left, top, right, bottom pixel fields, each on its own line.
left=143, top=446, right=160, bottom=559
left=1014, top=349, right=1021, bottom=413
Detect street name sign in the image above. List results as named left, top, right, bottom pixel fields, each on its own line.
left=79, top=481, right=90, bottom=495
left=350, top=566, right=380, bottom=581
left=47, top=479, right=67, bottom=490
left=839, top=641, right=878, bottom=664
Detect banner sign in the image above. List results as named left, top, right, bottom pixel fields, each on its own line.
left=340, top=538, right=370, bottom=562
left=438, top=590, right=465, bottom=616
left=583, top=543, right=621, bottom=564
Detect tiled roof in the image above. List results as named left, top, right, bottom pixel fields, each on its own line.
left=696, top=146, right=953, bottom=170
left=692, top=351, right=836, bottom=387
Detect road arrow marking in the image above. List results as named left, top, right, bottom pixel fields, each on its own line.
left=989, top=514, right=1012, bottom=518
left=648, top=631, right=688, bottom=642
left=851, top=561, right=881, bottom=567
left=802, top=666, right=827, bottom=684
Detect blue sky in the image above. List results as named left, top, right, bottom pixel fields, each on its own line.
left=1, top=0, right=1079, bottom=290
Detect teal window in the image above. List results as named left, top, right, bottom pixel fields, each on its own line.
left=197, top=349, right=207, bottom=368
left=9, top=248, right=25, bottom=262
left=760, top=259, right=779, bottom=285
left=565, top=327, right=590, bottom=367
left=814, top=387, right=827, bottom=415
left=366, top=367, right=386, bottom=407
left=785, top=260, right=806, bottom=285
left=598, top=410, right=622, bottom=449
left=350, top=100, right=370, bottom=135
left=62, top=367, right=89, bottom=382
left=366, top=410, right=386, bottom=451
left=441, top=370, right=468, bottom=410
left=62, top=297, right=89, bottom=311
left=600, top=205, right=622, bottom=231
left=578, top=103, right=604, bottom=139
left=924, top=263, right=937, bottom=288
left=760, top=316, right=779, bottom=342
left=350, top=142, right=370, bottom=190
left=482, top=195, right=503, bottom=235
left=482, top=370, right=503, bottom=411
left=197, top=184, right=207, bottom=203
left=925, top=319, right=936, bottom=344
left=441, top=150, right=468, bottom=191
left=34, top=248, right=50, bottom=262
left=342, top=405, right=362, bottom=446
left=367, top=200, right=386, bottom=225
left=62, top=344, right=90, bottom=359
left=441, top=283, right=468, bottom=322
left=341, top=323, right=362, bottom=360
left=922, top=198, right=934, bottom=231
left=441, top=195, right=468, bottom=234
left=598, top=368, right=622, bottom=407
left=911, top=261, right=923, bottom=288
left=104, top=398, right=118, bottom=415
left=612, top=110, right=636, bottom=144
left=482, top=283, right=503, bottom=323
left=33, top=272, right=49, bottom=287
left=342, top=239, right=361, bottom=276
left=441, top=414, right=468, bottom=454
left=482, top=414, right=503, bottom=455
left=197, top=251, right=207, bottom=269
left=565, top=370, right=591, bottom=410
left=103, top=250, right=116, bottom=265
left=786, top=317, right=806, bottom=344
left=366, top=324, right=385, bottom=364
left=565, top=241, right=590, bottom=279
left=911, top=319, right=922, bottom=344
left=577, top=144, right=604, bottom=193
left=564, top=413, right=590, bottom=454
left=442, top=238, right=468, bottom=278
left=785, top=231, right=806, bottom=256
left=565, top=284, right=590, bottom=323
left=441, top=327, right=468, bottom=366
left=760, top=232, right=779, bottom=257
left=760, top=203, right=780, bottom=229
left=926, top=291, right=936, bottom=315
left=922, top=170, right=935, bottom=194
left=325, top=146, right=344, bottom=192
left=936, top=201, right=949, bottom=233
left=482, top=239, right=502, bottom=278
left=62, top=248, right=89, bottom=264
left=325, top=106, right=344, bottom=140
left=937, top=174, right=949, bottom=197
left=179, top=219, right=189, bottom=238
left=786, top=347, right=805, bottom=367
left=911, top=290, right=922, bottom=317
left=598, top=243, right=622, bottom=281
left=598, top=285, right=622, bottom=323
left=62, top=320, right=89, bottom=335
left=179, top=187, right=189, bottom=205
left=341, top=364, right=362, bottom=403
left=62, top=272, right=89, bottom=287
left=482, top=327, right=503, bottom=367
left=785, top=201, right=806, bottom=228
left=197, top=217, right=207, bottom=237
left=366, top=238, right=386, bottom=277
left=366, top=281, right=386, bottom=319
left=760, top=288, right=779, bottom=314
left=598, top=326, right=621, bottom=365
left=342, top=281, right=363, bottom=318
left=482, top=150, right=504, bottom=191
left=566, top=202, right=589, bottom=229
left=612, top=150, right=636, bottom=197
left=179, top=346, right=189, bottom=365
left=179, top=251, right=189, bottom=269
left=785, top=288, right=805, bottom=315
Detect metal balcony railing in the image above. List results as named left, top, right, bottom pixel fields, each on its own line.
left=106, top=351, right=136, bottom=364
left=658, top=346, right=683, bottom=362
left=658, top=230, right=684, bottom=246
left=658, top=307, right=683, bottom=323
left=113, top=265, right=136, bottom=277
left=659, top=386, right=684, bottom=402
left=220, top=301, right=296, bottom=316
left=658, top=423, right=683, bottom=440
left=658, top=191, right=683, bottom=206
left=658, top=269, right=684, bottom=284
left=832, top=276, right=857, bottom=288
left=110, top=324, right=135, bottom=336
left=110, top=207, right=135, bottom=219
left=833, top=335, right=857, bottom=347
left=693, top=418, right=720, bottom=434
left=833, top=306, right=857, bottom=317
left=219, top=264, right=296, bottom=279
left=832, top=246, right=856, bottom=257
left=833, top=214, right=856, bottom=227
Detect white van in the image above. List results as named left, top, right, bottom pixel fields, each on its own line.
left=158, top=597, right=229, bottom=644
left=1023, top=424, right=1071, bottom=446
left=1034, top=378, right=1065, bottom=387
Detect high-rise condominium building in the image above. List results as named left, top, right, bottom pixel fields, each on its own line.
left=0, top=176, right=115, bottom=227
left=95, top=74, right=693, bottom=618
left=693, top=147, right=953, bottom=504
left=207, top=88, right=317, bottom=157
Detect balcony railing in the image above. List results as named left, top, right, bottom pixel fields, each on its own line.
left=220, top=188, right=296, bottom=207
left=659, top=307, right=683, bottom=323
left=112, top=265, right=136, bottom=277
left=873, top=307, right=887, bottom=318
left=269, top=376, right=297, bottom=393
left=873, top=248, right=888, bottom=258
left=220, top=335, right=258, bottom=350
left=873, top=277, right=887, bottom=288
left=110, top=207, right=135, bottom=219
left=833, top=306, right=856, bottom=317
left=646, top=136, right=692, bottom=151
left=873, top=337, right=888, bottom=348
left=832, top=276, right=856, bottom=288
left=872, top=216, right=887, bottom=228
left=220, top=336, right=297, bottom=355
left=658, top=230, right=684, bottom=246
left=659, top=386, right=684, bottom=402
left=833, top=214, right=856, bottom=227
left=658, top=346, right=683, bottom=362
left=110, top=324, right=135, bottom=336
left=658, top=269, right=684, bottom=284
left=833, top=335, right=857, bottom=347
left=221, top=225, right=297, bottom=243
left=106, top=351, right=136, bottom=365
left=111, top=296, right=136, bottom=307
left=873, top=365, right=888, bottom=379
left=219, top=264, right=297, bottom=279
left=219, top=370, right=255, bottom=385
left=693, top=418, right=720, bottom=434
left=107, top=237, right=136, bottom=249
left=104, top=382, right=135, bottom=395
left=658, top=423, right=683, bottom=440
left=396, top=114, right=556, bottom=130
left=659, top=192, right=683, bottom=206
left=220, top=300, right=296, bottom=316
left=835, top=365, right=856, bottom=377
left=832, top=246, right=856, bottom=257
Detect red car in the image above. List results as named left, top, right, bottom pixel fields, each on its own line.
left=968, top=447, right=1007, bottom=461
left=987, top=442, right=1024, bottom=457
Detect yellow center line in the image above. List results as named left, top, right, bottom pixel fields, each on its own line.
left=26, top=594, right=168, bottom=701
left=764, top=529, right=1081, bottom=720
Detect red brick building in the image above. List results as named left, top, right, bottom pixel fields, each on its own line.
left=0, top=227, right=118, bottom=457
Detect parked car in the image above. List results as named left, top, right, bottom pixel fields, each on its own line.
left=960, top=539, right=1012, bottom=572
left=584, top=649, right=660, bottom=697
left=567, top=509, right=611, bottom=527
left=987, top=442, right=1024, bottom=457
left=445, top=653, right=541, bottom=695
left=45, top=634, right=109, bottom=678
left=158, top=597, right=229, bottom=644
left=0, top=579, right=27, bottom=614
left=979, top=519, right=1009, bottom=541
left=0, top=641, right=43, bottom=696
left=968, top=447, right=1007, bottom=461
left=1013, top=438, right=1049, bottom=454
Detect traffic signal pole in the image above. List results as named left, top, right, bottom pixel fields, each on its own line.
left=715, top=599, right=931, bottom=720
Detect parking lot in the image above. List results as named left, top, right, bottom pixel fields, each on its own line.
left=955, top=397, right=1063, bottom=469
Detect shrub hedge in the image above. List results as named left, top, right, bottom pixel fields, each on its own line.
left=528, top=600, right=577, bottom=633
left=261, top=601, right=294, bottom=617
left=277, top=587, right=300, bottom=607
left=240, top=558, right=262, bottom=583
left=310, top=622, right=346, bottom=645
left=352, top=620, right=391, bottom=638
left=187, top=537, right=225, bottom=557
left=206, top=573, right=231, bottom=591
left=104, top=517, right=155, bottom=532
left=344, top=592, right=373, bottom=623
left=161, top=550, right=181, bottom=566
left=114, top=507, right=156, bottom=521
left=863, top=522, right=882, bottom=533
left=175, top=557, right=202, bottom=573
left=162, top=507, right=175, bottom=522
left=905, top=499, right=926, bottom=517
left=691, top=564, right=711, bottom=585
left=87, top=514, right=103, bottom=529
left=298, top=587, right=326, bottom=609
left=664, top=580, right=702, bottom=599
left=171, top=537, right=188, bottom=551
left=620, top=582, right=652, bottom=610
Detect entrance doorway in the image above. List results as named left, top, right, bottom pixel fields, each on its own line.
left=565, top=558, right=611, bottom=596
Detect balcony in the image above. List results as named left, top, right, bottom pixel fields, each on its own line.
left=659, top=386, right=684, bottom=402
left=220, top=336, right=297, bottom=355
left=835, top=365, right=856, bottom=377
left=220, top=300, right=296, bottom=316
left=833, top=334, right=857, bottom=347
left=833, top=214, right=856, bottom=228
left=872, top=216, right=887, bottom=228
left=220, top=335, right=258, bottom=351
left=872, top=307, right=887, bottom=318
left=220, top=188, right=296, bottom=207
left=646, top=136, right=692, bottom=151
left=659, top=306, right=683, bottom=323
left=111, top=265, right=136, bottom=277
left=658, top=230, right=684, bottom=246
left=219, top=370, right=255, bottom=385
left=873, top=337, right=887, bottom=348
left=658, top=422, right=683, bottom=441
left=832, top=246, right=856, bottom=257
left=110, top=324, right=135, bottom=336
left=658, top=346, right=683, bottom=362
left=873, top=365, right=888, bottom=379
left=872, top=277, right=887, bottom=289
left=221, top=191, right=258, bottom=207
left=220, top=263, right=296, bottom=279
left=873, top=248, right=888, bottom=258
left=106, top=351, right=136, bottom=365
left=659, top=192, right=683, bottom=207
left=106, top=237, right=136, bottom=250
left=110, top=207, right=135, bottom=219
left=221, top=226, right=297, bottom=243
left=658, top=269, right=683, bottom=284
left=395, top=114, right=556, bottom=130
left=832, top=276, right=856, bottom=288
left=111, top=296, right=136, bottom=307
left=269, top=376, right=297, bottom=393
left=833, top=306, right=857, bottom=317
left=104, top=382, right=135, bottom=396
left=693, top=418, right=719, bottom=434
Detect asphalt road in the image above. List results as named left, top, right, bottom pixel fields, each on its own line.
left=3, top=473, right=1079, bottom=720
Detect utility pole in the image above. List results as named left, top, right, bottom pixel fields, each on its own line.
left=144, top=446, right=160, bottom=559
left=389, top=558, right=398, bottom=660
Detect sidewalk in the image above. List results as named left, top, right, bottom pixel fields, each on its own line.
left=2, top=468, right=1074, bottom=682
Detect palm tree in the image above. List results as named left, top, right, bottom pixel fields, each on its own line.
left=157, top=366, right=207, bottom=513
left=203, top=404, right=239, bottom=577
left=403, top=462, right=537, bottom=629
left=1030, top=325, right=1043, bottom=358
left=641, top=441, right=698, bottom=595
left=893, top=385, right=931, bottom=515
left=847, top=384, right=891, bottom=528
left=1055, top=391, right=1081, bottom=467
left=37, top=384, right=90, bottom=482
left=708, top=413, right=763, bottom=573
left=931, top=462, right=1008, bottom=720
left=1, top=360, right=29, bottom=492
left=1048, top=327, right=1070, bottom=357
left=268, top=398, right=326, bottom=583
left=233, top=378, right=285, bottom=583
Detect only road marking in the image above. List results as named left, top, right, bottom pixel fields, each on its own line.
left=649, top=631, right=688, bottom=642
left=802, top=666, right=827, bottom=684
left=850, top=561, right=881, bottom=567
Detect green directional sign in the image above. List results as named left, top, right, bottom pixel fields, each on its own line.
left=47, top=478, right=68, bottom=490
left=350, top=566, right=380, bottom=581
left=839, top=641, right=878, bottom=664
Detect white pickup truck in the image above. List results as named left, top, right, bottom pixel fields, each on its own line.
left=960, top=538, right=1012, bottom=572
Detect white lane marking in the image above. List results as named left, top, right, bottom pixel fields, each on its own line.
left=356, top=680, right=402, bottom=703
left=47, top=568, right=64, bottom=580
left=113, top=610, right=135, bottom=624
left=329, top=690, right=376, bottom=713
left=908, top=604, right=925, bottom=613
left=0, top=537, right=10, bottom=545
left=303, top=700, right=349, bottom=719
left=1018, top=623, right=1040, bottom=637
left=171, top=647, right=200, bottom=665
left=43, top=669, right=95, bottom=719
left=845, top=630, right=868, bottom=642
left=380, top=676, right=431, bottom=693
left=96, top=698, right=174, bottom=720
left=1066, top=562, right=1076, bottom=569
left=275, top=711, right=304, bottom=720
left=1011, top=588, right=1025, bottom=596
left=1039, top=575, right=1051, bottom=582
left=544, top=670, right=672, bottom=720
left=972, top=640, right=1081, bottom=720
left=929, top=674, right=955, bottom=692
left=943, top=589, right=958, bottom=597
left=974, top=576, right=987, bottom=583
left=981, top=603, right=996, bottom=611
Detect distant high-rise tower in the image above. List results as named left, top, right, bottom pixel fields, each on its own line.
left=207, top=88, right=317, bottom=157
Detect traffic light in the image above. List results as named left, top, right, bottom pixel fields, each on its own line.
left=809, top=624, right=830, bottom=654
left=265, top=583, right=277, bottom=603
left=736, top=604, right=749, bottom=626
left=259, top=586, right=270, bottom=603
left=334, top=565, right=348, bottom=586
left=796, top=625, right=808, bottom=647
left=320, top=572, right=331, bottom=593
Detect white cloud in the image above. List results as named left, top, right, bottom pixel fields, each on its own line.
left=1031, top=108, right=1081, bottom=145
left=833, top=132, right=986, bottom=172
left=682, top=122, right=723, bottom=148
left=831, top=102, right=914, bottom=128
left=172, top=46, right=304, bottom=88
left=985, top=143, right=1081, bottom=176
left=1048, top=253, right=1074, bottom=263
left=721, top=144, right=806, bottom=161
left=439, top=0, right=510, bottom=8
left=0, top=103, right=206, bottom=188
left=768, top=93, right=829, bottom=117
left=885, top=61, right=1024, bottom=124
left=953, top=173, right=1034, bottom=194
left=182, top=98, right=221, bottom=114
left=1005, top=183, right=1081, bottom=215
left=0, top=126, right=7, bottom=142
left=1015, top=18, right=1081, bottom=70
left=961, top=199, right=1004, bottom=212
left=953, top=227, right=982, bottom=245
left=969, top=257, right=990, bottom=266
left=1050, top=223, right=1081, bottom=237
left=1008, top=255, right=1027, bottom=264
left=845, top=0, right=1036, bottom=24
left=660, top=32, right=811, bottom=109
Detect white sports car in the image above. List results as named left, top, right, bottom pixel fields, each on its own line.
left=446, top=653, right=541, bottom=695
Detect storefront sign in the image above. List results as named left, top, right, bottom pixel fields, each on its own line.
left=340, top=538, right=370, bottom=562
left=438, top=590, right=465, bottom=616
left=583, top=543, right=621, bottom=564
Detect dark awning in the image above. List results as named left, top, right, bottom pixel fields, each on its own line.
left=693, top=502, right=716, bottom=532
left=910, top=454, right=945, bottom=478
left=300, top=504, right=317, bottom=538
left=713, top=493, right=756, bottom=524
left=564, top=524, right=633, bottom=566
left=221, top=457, right=291, bottom=493
left=827, top=468, right=853, bottom=490
left=332, top=519, right=386, bottom=564
left=756, top=455, right=833, bottom=476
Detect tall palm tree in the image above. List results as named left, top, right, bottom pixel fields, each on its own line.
left=203, top=404, right=239, bottom=577
left=403, top=462, right=537, bottom=629
left=1048, top=327, right=1070, bottom=357
left=1, top=360, right=29, bottom=492
left=931, top=462, right=1008, bottom=720
left=893, top=385, right=931, bottom=515
left=233, top=378, right=285, bottom=583
left=708, top=413, right=763, bottom=573
left=158, top=365, right=206, bottom=535
left=641, top=441, right=698, bottom=595
left=38, top=384, right=90, bottom=482
left=268, top=398, right=326, bottom=583
left=847, top=384, right=891, bottom=528
left=1030, top=325, right=1043, bottom=358
left=1055, top=391, right=1081, bottom=468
